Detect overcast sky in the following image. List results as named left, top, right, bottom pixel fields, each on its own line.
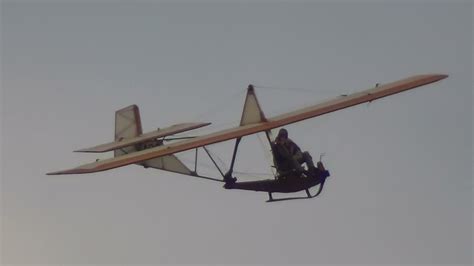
left=1, top=1, right=472, bottom=265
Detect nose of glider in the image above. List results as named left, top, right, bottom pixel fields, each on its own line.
left=317, top=161, right=330, bottom=179
left=317, top=161, right=325, bottom=171
left=434, top=74, right=449, bottom=81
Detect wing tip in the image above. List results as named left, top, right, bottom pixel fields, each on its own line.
left=46, top=170, right=70, bottom=175
left=408, top=73, right=448, bottom=87
left=431, top=73, right=449, bottom=81
left=46, top=168, right=91, bottom=175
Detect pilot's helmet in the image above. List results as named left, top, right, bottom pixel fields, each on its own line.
left=277, top=128, right=288, bottom=139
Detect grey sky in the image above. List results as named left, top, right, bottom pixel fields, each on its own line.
left=1, top=1, right=472, bottom=265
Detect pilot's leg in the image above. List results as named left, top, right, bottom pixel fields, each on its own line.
left=292, top=152, right=306, bottom=172
left=302, top=151, right=315, bottom=169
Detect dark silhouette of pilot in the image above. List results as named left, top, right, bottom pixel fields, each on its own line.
left=273, top=128, right=316, bottom=173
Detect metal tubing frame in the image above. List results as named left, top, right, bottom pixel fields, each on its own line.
left=226, top=137, right=242, bottom=176
left=194, top=148, right=198, bottom=173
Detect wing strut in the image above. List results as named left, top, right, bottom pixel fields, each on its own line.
left=264, top=130, right=278, bottom=179
left=202, top=146, right=225, bottom=178
left=223, top=138, right=241, bottom=184
left=194, top=148, right=198, bottom=173
left=223, top=85, right=264, bottom=184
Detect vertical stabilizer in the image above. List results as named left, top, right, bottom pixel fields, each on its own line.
left=114, top=105, right=143, bottom=157
left=240, top=84, right=267, bottom=126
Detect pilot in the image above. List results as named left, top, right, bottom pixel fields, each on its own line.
left=273, top=128, right=316, bottom=173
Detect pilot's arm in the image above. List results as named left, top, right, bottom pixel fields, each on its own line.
left=287, top=139, right=301, bottom=155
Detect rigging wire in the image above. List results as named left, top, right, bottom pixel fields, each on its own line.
left=251, top=83, right=347, bottom=120
left=253, top=84, right=346, bottom=95
left=205, top=146, right=228, bottom=171
left=256, top=133, right=276, bottom=176
left=233, top=171, right=274, bottom=180
left=178, top=146, right=228, bottom=172
left=179, top=156, right=271, bottom=181
left=180, top=158, right=220, bottom=172
left=190, top=88, right=247, bottom=123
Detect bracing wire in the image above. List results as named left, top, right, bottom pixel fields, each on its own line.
left=190, top=88, right=247, bottom=122
left=180, top=157, right=221, bottom=172
left=205, top=146, right=228, bottom=171
left=192, top=146, right=229, bottom=171
left=251, top=83, right=348, bottom=120
left=256, top=133, right=276, bottom=176
left=233, top=171, right=274, bottom=180
left=253, top=84, right=346, bottom=95
left=180, top=154, right=271, bottom=181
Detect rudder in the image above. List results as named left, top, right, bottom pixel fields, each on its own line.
left=114, top=105, right=143, bottom=157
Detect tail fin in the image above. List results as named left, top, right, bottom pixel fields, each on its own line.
left=114, top=105, right=143, bottom=157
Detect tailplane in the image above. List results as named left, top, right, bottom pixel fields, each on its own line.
left=113, top=105, right=195, bottom=175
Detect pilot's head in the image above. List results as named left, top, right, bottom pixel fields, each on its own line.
left=277, top=128, right=288, bottom=140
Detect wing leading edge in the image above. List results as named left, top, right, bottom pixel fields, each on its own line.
left=47, top=74, right=447, bottom=175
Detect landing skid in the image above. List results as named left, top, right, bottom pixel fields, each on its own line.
left=266, top=181, right=325, bottom=202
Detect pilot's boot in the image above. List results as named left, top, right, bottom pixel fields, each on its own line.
left=317, top=161, right=326, bottom=171
left=302, top=151, right=317, bottom=175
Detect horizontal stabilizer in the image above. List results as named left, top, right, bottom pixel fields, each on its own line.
left=140, top=155, right=194, bottom=175
left=75, top=122, right=211, bottom=153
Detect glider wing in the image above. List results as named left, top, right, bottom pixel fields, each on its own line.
left=47, top=74, right=447, bottom=175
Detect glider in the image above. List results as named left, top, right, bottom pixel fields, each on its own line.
left=47, top=74, right=447, bottom=202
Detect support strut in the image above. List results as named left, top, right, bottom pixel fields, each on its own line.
left=223, top=137, right=241, bottom=184
left=194, top=148, right=198, bottom=173
left=203, top=146, right=225, bottom=178
left=264, top=130, right=273, bottom=146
